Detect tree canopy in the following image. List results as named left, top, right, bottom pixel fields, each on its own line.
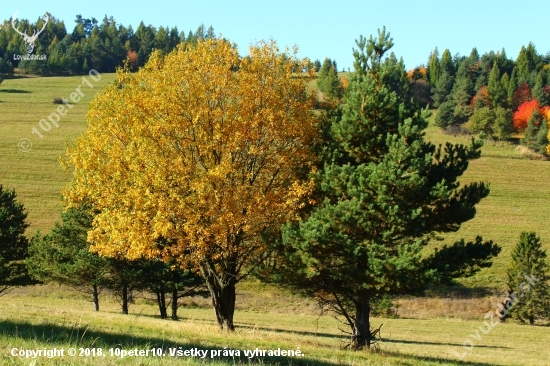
left=63, top=38, right=318, bottom=330
left=269, top=28, right=499, bottom=350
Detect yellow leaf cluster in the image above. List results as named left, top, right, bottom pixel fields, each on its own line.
left=63, top=38, right=318, bottom=272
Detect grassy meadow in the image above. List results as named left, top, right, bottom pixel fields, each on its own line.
left=0, top=73, right=116, bottom=230
left=1, top=285, right=550, bottom=366
left=1, top=74, right=550, bottom=365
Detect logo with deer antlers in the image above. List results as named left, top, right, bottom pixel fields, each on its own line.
left=11, top=12, right=49, bottom=54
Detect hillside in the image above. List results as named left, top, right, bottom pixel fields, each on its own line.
left=0, top=73, right=116, bottom=230
left=0, top=74, right=549, bottom=291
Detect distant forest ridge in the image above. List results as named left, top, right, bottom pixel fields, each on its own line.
left=0, top=13, right=216, bottom=75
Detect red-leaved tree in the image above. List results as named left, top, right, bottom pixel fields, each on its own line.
left=471, top=86, right=490, bottom=108
left=513, top=99, right=550, bottom=130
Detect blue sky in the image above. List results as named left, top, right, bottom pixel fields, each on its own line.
left=3, top=1, right=549, bottom=70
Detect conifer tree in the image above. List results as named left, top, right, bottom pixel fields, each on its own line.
left=434, top=100, right=455, bottom=127
left=449, top=77, right=474, bottom=125
left=427, top=47, right=440, bottom=86
left=532, top=71, right=547, bottom=106
left=508, top=68, right=519, bottom=108
left=317, top=58, right=342, bottom=99
left=440, top=49, right=454, bottom=76
left=0, top=185, right=37, bottom=294
left=468, top=107, right=494, bottom=135
left=516, top=43, right=540, bottom=86
left=432, top=70, right=454, bottom=107
left=521, top=109, right=548, bottom=154
left=505, top=232, right=550, bottom=324
left=493, top=107, right=513, bottom=140
left=27, top=206, right=108, bottom=311
left=275, top=28, right=496, bottom=350
left=488, top=61, right=507, bottom=109
left=500, top=73, right=510, bottom=103
left=312, top=59, right=321, bottom=72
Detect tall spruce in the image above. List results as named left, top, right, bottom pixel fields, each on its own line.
left=487, top=61, right=507, bottom=109
left=440, top=49, right=454, bottom=77
left=275, top=28, right=496, bottom=350
left=532, top=71, right=547, bottom=106
left=427, top=47, right=440, bottom=86
left=505, top=232, right=550, bottom=324
left=516, top=43, right=541, bottom=86
left=508, top=67, right=519, bottom=108
left=317, top=58, right=342, bottom=99
left=432, top=70, right=454, bottom=107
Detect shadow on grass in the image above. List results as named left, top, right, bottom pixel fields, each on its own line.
left=380, top=337, right=508, bottom=349
left=237, top=323, right=344, bottom=341
left=0, top=319, right=338, bottom=366
left=0, top=319, right=499, bottom=365
left=0, top=89, right=32, bottom=94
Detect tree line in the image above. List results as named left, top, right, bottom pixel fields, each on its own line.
left=0, top=13, right=214, bottom=75
left=0, top=185, right=207, bottom=318
left=315, top=43, right=550, bottom=156
left=413, top=45, right=550, bottom=155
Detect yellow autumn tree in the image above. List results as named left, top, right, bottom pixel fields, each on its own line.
left=63, top=38, right=318, bottom=330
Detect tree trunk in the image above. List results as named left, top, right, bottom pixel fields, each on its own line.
left=353, top=292, right=371, bottom=350
left=200, top=262, right=236, bottom=331
left=128, top=289, right=135, bottom=304
left=92, top=284, right=99, bottom=312
left=121, top=285, right=129, bottom=315
left=156, top=288, right=167, bottom=319
left=171, top=289, right=178, bottom=320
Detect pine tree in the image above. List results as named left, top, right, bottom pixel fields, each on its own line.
left=432, top=70, right=454, bottom=107
left=449, top=76, right=474, bottom=125
left=532, top=71, right=547, bottom=106
left=516, top=43, right=540, bottom=86
left=275, top=28, right=495, bottom=350
left=440, top=49, right=454, bottom=76
left=535, top=118, right=549, bottom=155
left=434, top=99, right=455, bottom=127
left=427, top=47, right=440, bottom=86
left=27, top=206, right=108, bottom=311
left=317, top=58, right=342, bottom=99
left=312, top=59, right=321, bottom=72
left=500, top=73, right=510, bottom=104
left=488, top=61, right=507, bottom=109
left=521, top=109, right=548, bottom=154
left=508, top=67, right=519, bottom=108
left=505, top=232, right=550, bottom=325
left=0, top=185, right=37, bottom=294
left=468, top=107, right=495, bottom=135
left=493, top=107, right=513, bottom=140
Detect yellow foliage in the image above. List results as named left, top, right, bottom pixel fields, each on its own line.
left=63, top=39, right=318, bottom=274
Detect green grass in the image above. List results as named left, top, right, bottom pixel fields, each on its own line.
left=2, top=75, right=550, bottom=365
left=1, top=286, right=550, bottom=365
left=422, top=122, right=550, bottom=289
left=0, top=74, right=116, bottom=231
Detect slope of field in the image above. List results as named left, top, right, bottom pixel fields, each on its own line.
left=423, top=126, right=550, bottom=289
left=1, top=74, right=549, bottom=290
left=0, top=74, right=116, bottom=230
